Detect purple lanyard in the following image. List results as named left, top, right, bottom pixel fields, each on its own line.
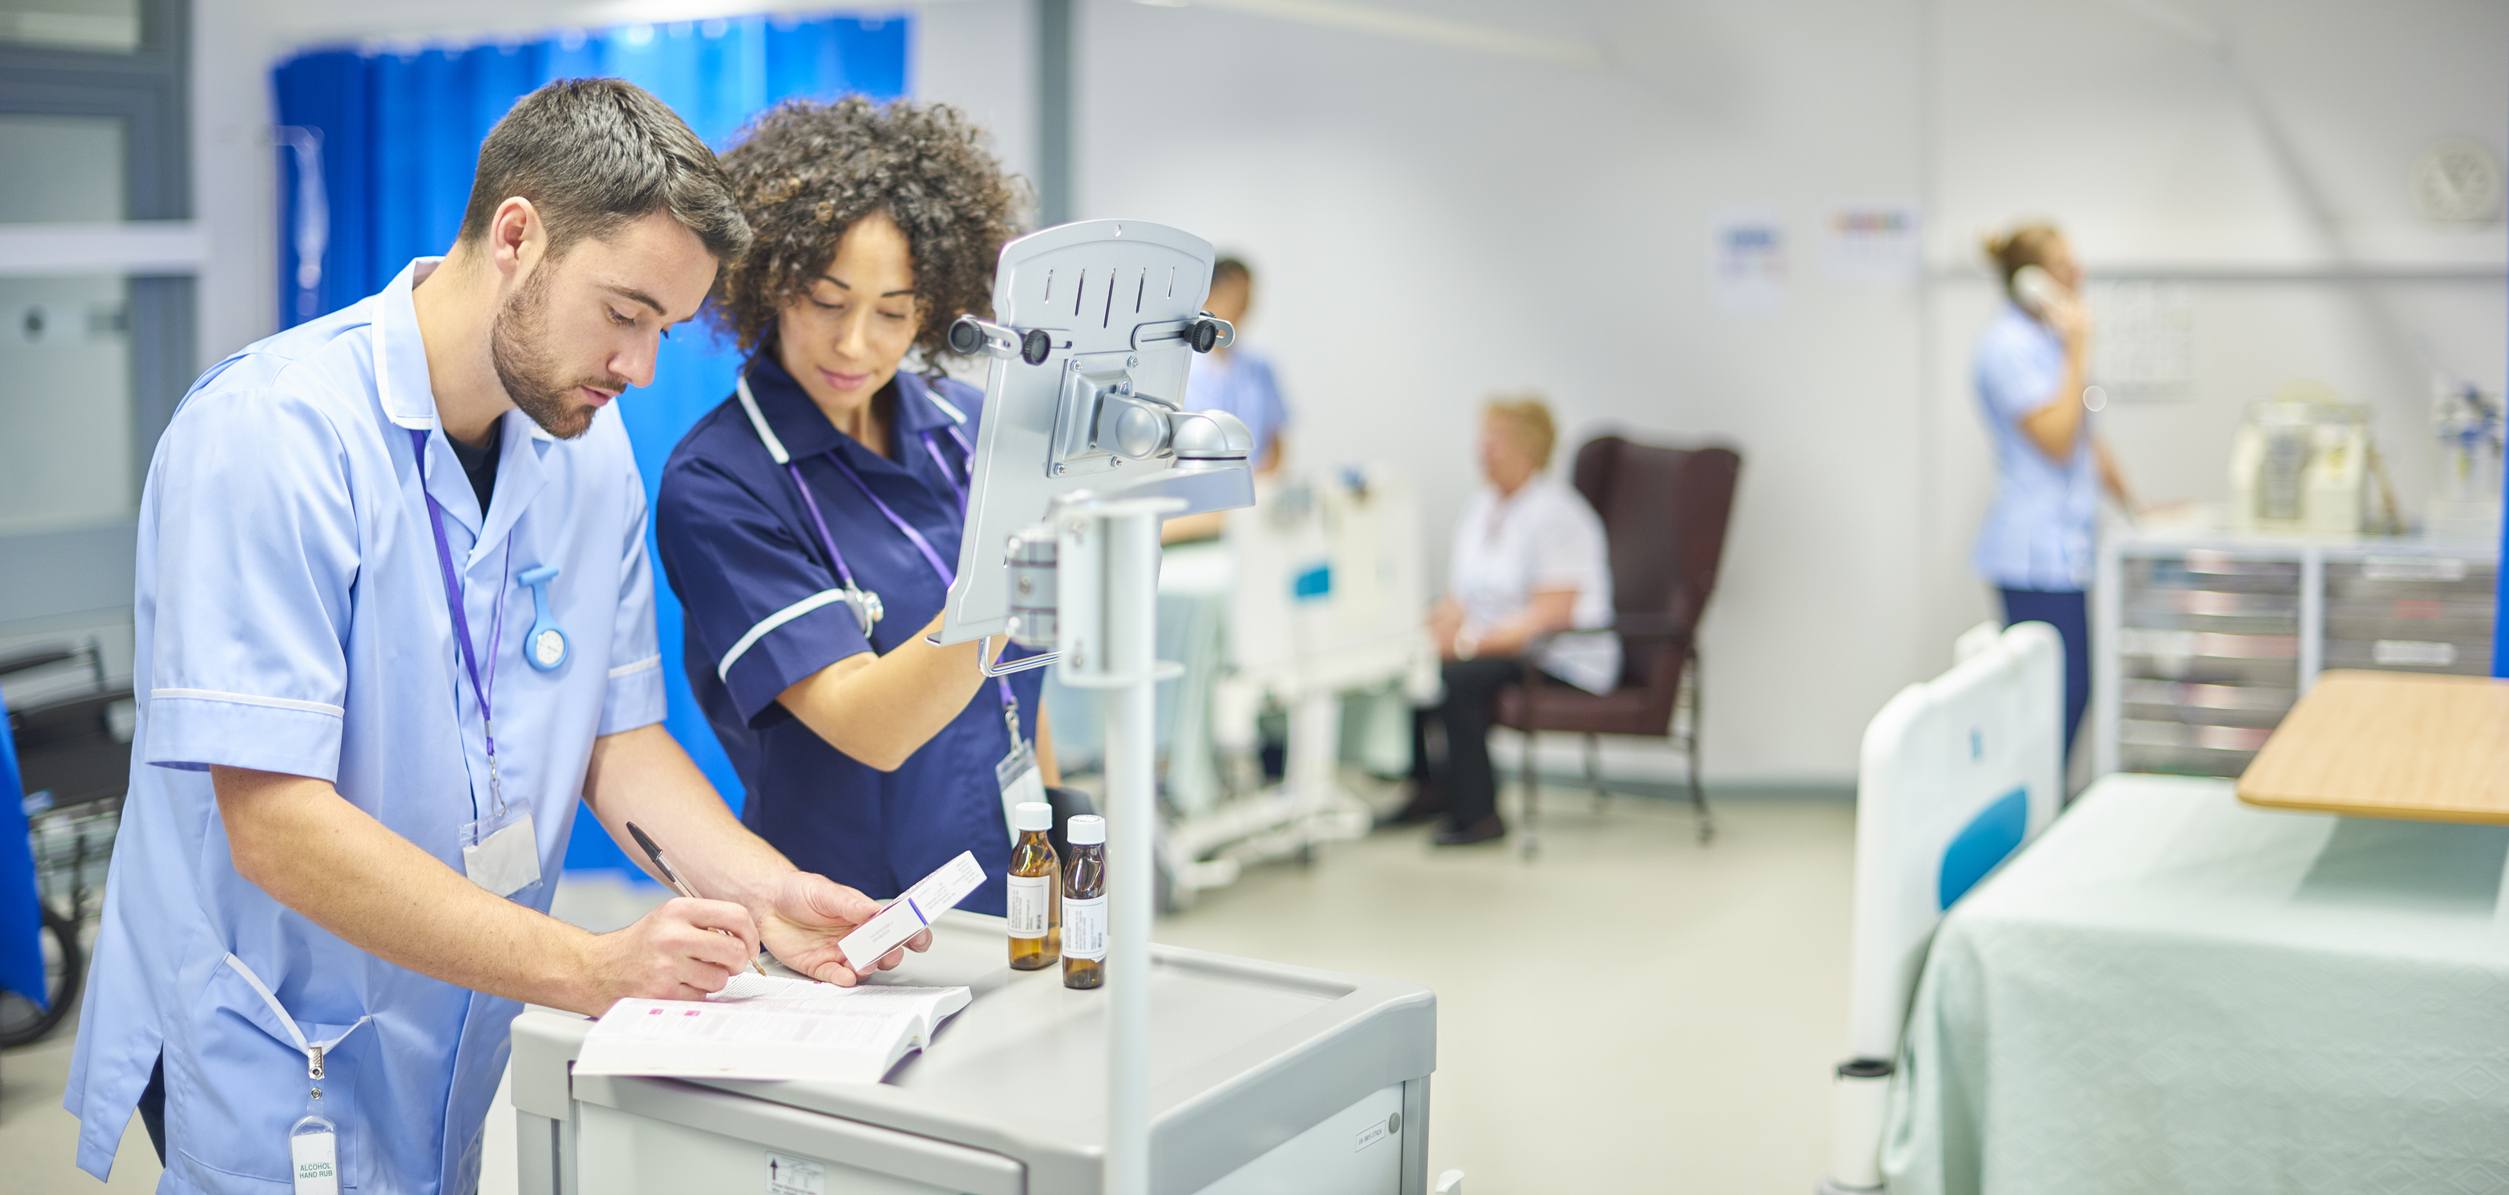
left=410, top=428, right=514, bottom=824
left=786, top=423, right=1022, bottom=734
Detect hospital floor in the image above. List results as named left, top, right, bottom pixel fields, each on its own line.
left=0, top=785, right=1855, bottom=1194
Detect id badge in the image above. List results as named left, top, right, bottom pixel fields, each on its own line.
left=461, top=810, right=541, bottom=899
left=996, top=745, right=1047, bottom=844
left=289, top=1113, right=340, bottom=1195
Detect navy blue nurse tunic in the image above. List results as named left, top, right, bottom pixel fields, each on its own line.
left=656, top=354, right=1042, bottom=915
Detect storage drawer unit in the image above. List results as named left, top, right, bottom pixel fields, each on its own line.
left=2095, top=531, right=2498, bottom=780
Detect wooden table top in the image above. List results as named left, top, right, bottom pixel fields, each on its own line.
left=2236, top=670, right=2509, bottom=824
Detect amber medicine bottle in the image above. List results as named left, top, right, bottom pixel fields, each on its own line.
left=1062, top=814, right=1106, bottom=989
left=1007, top=801, right=1061, bottom=970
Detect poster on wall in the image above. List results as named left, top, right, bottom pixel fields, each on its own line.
left=1710, top=211, right=1788, bottom=313
left=1821, top=201, right=1921, bottom=286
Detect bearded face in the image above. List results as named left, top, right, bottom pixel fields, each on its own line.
left=489, top=255, right=630, bottom=441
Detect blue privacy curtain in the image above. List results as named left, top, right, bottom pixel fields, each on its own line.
left=0, top=686, right=42, bottom=1007
left=273, top=16, right=909, bottom=872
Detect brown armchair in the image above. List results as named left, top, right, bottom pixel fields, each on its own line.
left=1495, top=436, right=1741, bottom=857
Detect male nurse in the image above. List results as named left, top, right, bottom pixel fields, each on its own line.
left=64, top=78, right=922, bottom=1193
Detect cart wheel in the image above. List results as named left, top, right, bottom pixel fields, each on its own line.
left=0, top=904, right=83, bottom=1049
left=1696, top=820, right=1717, bottom=846
left=1294, top=843, right=1317, bottom=868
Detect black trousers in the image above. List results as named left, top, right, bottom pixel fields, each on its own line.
left=1998, top=587, right=2091, bottom=771
left=138, top=1055, right=166, bottom=1163
left=1410, top=657, right=1527, bottom=828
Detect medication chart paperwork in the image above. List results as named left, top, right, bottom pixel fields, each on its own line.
left=577, top=972, right=970, bottom=1084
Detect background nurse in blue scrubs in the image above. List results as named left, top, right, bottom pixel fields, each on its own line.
left=658, top=98, right=1047, bottom=916
left=1972, top=221, right=2144, bottom=770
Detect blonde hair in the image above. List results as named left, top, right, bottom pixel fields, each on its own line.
left=1483, top=393, right=1558, bottom=469
left=1982, top=220, right=2064, bottom=301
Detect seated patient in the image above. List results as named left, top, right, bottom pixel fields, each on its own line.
left=1388, top=394, right=1620, bottom=847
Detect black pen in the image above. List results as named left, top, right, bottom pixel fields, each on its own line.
left=626, top=820, right=766, bottom=977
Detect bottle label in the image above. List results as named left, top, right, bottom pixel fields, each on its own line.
left=1065, top=895, right=1108, bottom=961
left=289, top=1121, right=339, bottom=1195
left=1007, top=874, right=1051, bottom=938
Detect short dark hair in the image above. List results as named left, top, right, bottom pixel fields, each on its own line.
left=457, top=78, right=750, bottom=262
left=1212, top=256, right=1252, bottom=290
left=710, top=97, right=1026, bottom=362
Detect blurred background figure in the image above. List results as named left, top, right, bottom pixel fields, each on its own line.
left=1972, top=221, right=2142, bottom=771
left=1385, top=394, right=1619, bottom=847
left=1192, top=256, right=1289, bottom=477
left=1165, top=255, right=1290, bottom=545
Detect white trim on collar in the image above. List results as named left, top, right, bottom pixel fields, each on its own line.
left=735, top=375, right=793, bottom=465
left=923, top=386, right=968, bottom=426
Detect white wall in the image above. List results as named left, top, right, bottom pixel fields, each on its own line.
left=1073, top=0, right=1936, bottom=784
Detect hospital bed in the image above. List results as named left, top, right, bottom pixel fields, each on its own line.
left=1872, top=774, right=2509, bottom=1194
left=1044, top=470, right=1431, bottom=907
left=1171, top=469, right=1431, bottom=900
left=1829, top=625, right=2509, bottom=1194
left=1822, top=622, right=2065, bottom=1194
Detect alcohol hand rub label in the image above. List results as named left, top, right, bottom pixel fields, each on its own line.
left=290, top=1130, right=340, bottom=1195
left=1006, top=874, right=1051, bottom=938
left=1065, top=895, right=1108, bottom=960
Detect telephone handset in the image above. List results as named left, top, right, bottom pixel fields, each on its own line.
left=2012, top=264, right=2067, bottom=317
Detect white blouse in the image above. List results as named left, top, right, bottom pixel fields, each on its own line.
left=1448, top=476, right=1621, bottom=694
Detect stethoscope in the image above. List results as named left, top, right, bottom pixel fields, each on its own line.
left=735, top=370, right=1025, bottom=742
left=734, top=373, right=976, bottom=641
left=378, top=297, right=572, bottom=678
left=408, top=435, right=573, bottom=677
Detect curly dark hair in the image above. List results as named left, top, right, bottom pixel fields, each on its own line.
left=710, top=96, right=1027, bottom=368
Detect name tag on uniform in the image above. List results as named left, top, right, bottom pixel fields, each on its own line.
left=996, top=746, right=1047, bottom=845
left=290, top=1120, right=340, bottom=1195
left=462, top=815, right=541, bottom=898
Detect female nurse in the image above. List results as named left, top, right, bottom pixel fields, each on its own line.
left=1972, top=220, right=2142, bottom=770
left=657, top=98, right=1044, bottom=914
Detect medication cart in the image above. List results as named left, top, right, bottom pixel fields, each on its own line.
left=509, top=913, right=1439, bottom=1194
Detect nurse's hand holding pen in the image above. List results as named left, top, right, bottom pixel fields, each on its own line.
left=571, top=722, right=936, bottom=1011
left=584, top=897, right=767, bottom=1002
left=579, top=874, right=932, bottom=1004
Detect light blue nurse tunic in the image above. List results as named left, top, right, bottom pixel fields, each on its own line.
left=63, top=258, right=666, bottom=1193
left=1972, top=302, right=2099, bottom=591
left=1184, top=342, right=1289, bottom=466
